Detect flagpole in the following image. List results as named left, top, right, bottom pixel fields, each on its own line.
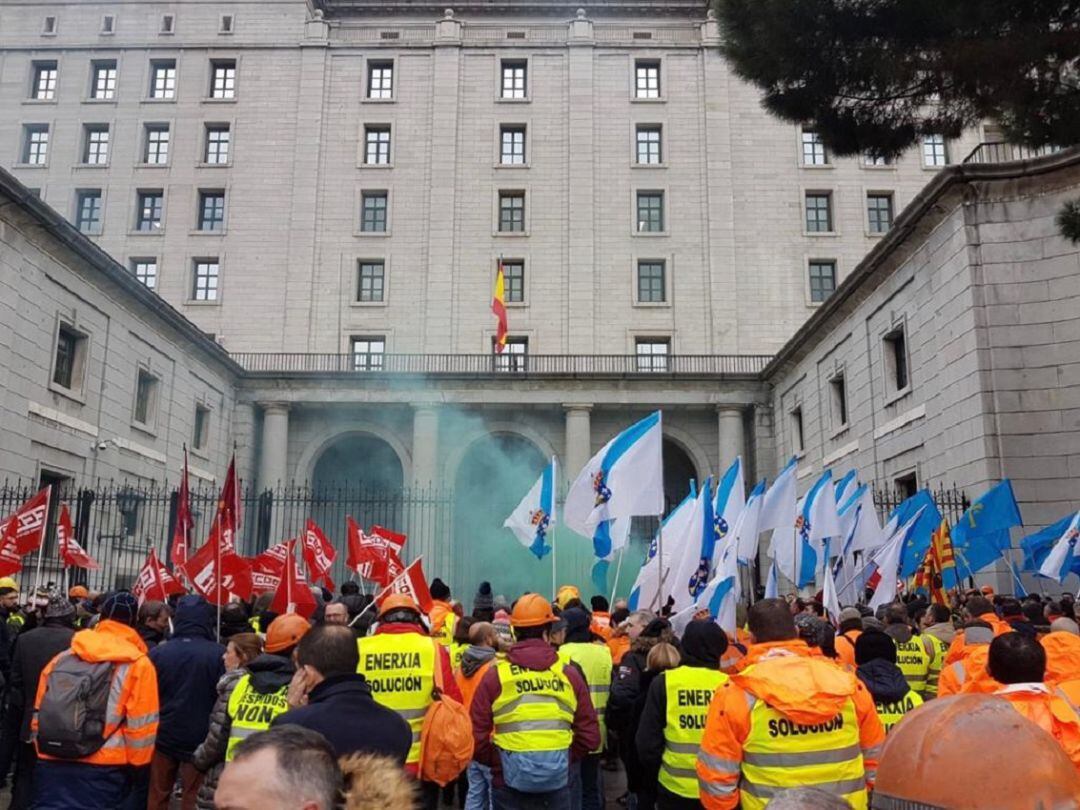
left=998, top=546, right=1027, bottom=596
left=348, top=556, right=423, bottom=628
left=609, top=547, right=624, bottom=606
left=214, top=510, right=222, bottom=643
left=657, top=519, right=665, bottom=613
left=33, top=485, right=53, bottom=594
left=550, top=522, right=557, bottom=601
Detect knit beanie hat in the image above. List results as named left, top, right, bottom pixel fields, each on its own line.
left=474, top=581, right=494, bottom=613
left=100, top=591, right=138, bottom=627
left=681, top=619, right=728, bottom=666
left=855, top=629, right=897, bottom=665
left=44, top=587, right=76, bottom=620
left=590, top=595, right=609, bottom=613
left=430, top=578, right=451, bottom=601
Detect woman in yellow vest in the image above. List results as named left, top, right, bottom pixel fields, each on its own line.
left=637, top=621, right=728, bottom=809
left=854, top=630, right=924, bottom=734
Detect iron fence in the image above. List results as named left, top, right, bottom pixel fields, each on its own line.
left=871, top=483, right=969, bottom=527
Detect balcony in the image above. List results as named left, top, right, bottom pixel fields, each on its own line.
left=963, top=141, right=1064, bottom=165
left=230, top=352, right=773, bottom=379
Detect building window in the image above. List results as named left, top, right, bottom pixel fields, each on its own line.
left=867, top=193, right=894, bottom=234
left=101, top=15, right=115, bottom=34
left=884, top=327, right=909, bottom=393
left=635, top=60, right=660, bottom=99
left=922, top=134, right=948, bottom=167
left=830, top=374, right=848, bottom=429
left=130, top=258, right=157, bottom=289
left=21, top=125, right=49, bottom=165
left=364, top=126, right=391, bottom=165
left=360, top=192, right=388, bottom=233
left=636, top=125, right=662, bottom=164
left=75, top=190, right=103, bottom=234
left=133, top=369, right=158, bottom=427
left=790, top=406, right=805, bottom=453
left=144, top=125, right=170, bottom=164
left=894, top=472, right=918, bottom=500
left=91, top=60, right=117, bottom=99
left=135, top=191, right=164, bottom=232
left=82, top=125, right=110, bottom=165
left=150, top=60, right=177, bottom=99
left=205, top=125, right=230, bottom=164
left=500, top=126, right=526, bottom=165
left=498, top=192, right=525, bottom=232
left=808, top=260, right=836, bottom=303
left=31, top=61, right=58, bottom=100
left=351, top=337, right=385, bottom=371
left=501, top=61, right=526, bottom=99
left=804, top=192, right=833, bottom=233
left=636, top=191, right=664, bottom=233
left=357, top=261, right=385, bottom=302
left=220, top=15, right=234, bottom=34
left=160, top=14, right=174, bottom=34
left=864, top=152, right=891, bottom=167
left=209, top=59, right=236, bottom=99
left=635, top=339, right=670, bottom=372
left=367, top=61, right=393, bottom=99
left=637, top=260, right=666, bottom=303
left=503, top=261, right=524, bottom=303
left=52, top=324, right=86, bottom=391
left=198, top=191, right=225, bottom=231
left=801, top=130, right=828, bottom=166
left=494, top=338, right=528, bottom=373
left=192, top=259, right=219, bottom=301
left=193, top=404, right=211, bottom=450
left=42, top=15, right=57, bottom=35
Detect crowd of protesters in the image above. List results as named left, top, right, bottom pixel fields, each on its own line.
left=0, top=574, right=1078, bottom=809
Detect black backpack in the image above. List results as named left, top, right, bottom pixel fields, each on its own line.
left=35, top=652, right=118, bottom=759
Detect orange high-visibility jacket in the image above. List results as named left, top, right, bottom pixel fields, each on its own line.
left=428, top=601, right=455, bottom=642
left=33, top=619, right=159, bottom=767
left=937, top=645, right=999, bottom=698
left=834, top=630, right=861, bottom=670
left=590, top=612, right=612, bottom=641
left=995, top=685, right=1080, bottom=773
left=454, top=658, right=495, bottom=711
left=695, top=640, right=885, bottom=810
left=944, top=614, right=1011, bottom=666
left=607, top=635, right=631, bottom=666
left=1042, top=632, right=1080, bottom=686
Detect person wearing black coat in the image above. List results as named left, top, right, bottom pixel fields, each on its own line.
left=6, top=589, right=76, bottom=809
left=148, top=595, right=225, bottom=810
left=271, top=624, right=411, bottom=762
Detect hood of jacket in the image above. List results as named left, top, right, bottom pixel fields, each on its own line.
left=735, top=642, right=857, bottom=725
left=342, top=752, right=417, bottom=810
left=1042, top=632, right=1080, bottom=685
left=507, top=638, right=558, bottom=671
left=461, top=644, right=497, bottom=677
left=856, top=659, right=911, bottom=703
left=924, top=622, right=956, bottom=645
left=72, top=619, right=147, bottom=663
left=681, top=620, right=726, bottom=669
left=172, top=595, right=216, bottom=641
left=246, top=652, right=295, bottom=692
left=884, top=624, right=913, bottom=644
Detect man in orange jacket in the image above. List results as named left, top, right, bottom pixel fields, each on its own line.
left=944, top=596, right=1010, bottom=666
left=32, top=592, right=159, bottom=810
left=696, top=599, right=884, bottom=810
left=936, top=622, right=999, bottom=697
left=988, top=632, right=1080, bottom=772
left=1042, top=619, right=1080, bottom=686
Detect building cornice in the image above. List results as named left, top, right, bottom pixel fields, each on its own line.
left=314, top=0, right=707, bottom=17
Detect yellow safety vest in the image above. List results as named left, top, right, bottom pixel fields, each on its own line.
left=658, top=665, right=727, bottom=798
left=225, top=674, right=290, bottom=761
left=449, top=641, right=468, bottom=673
left=922, top=634, right=949, bottom=698
left=559, top=642, right=613, bottom=751
left=433, top=612, right=457, bottom=647
left=874, top=690, right=923, bottom=734
left=492, top=659, right=577, bottom=753
left=740, top=693, right=867, bottom=810
left=894, top=637, right=930, bottom=695
left=357, top=632, right=437, bottom=765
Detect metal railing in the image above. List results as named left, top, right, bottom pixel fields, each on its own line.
left=231, top=353, right=774, bottom=377
left=962, top=141, right=1064, bottom=165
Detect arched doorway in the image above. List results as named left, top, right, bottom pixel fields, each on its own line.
left=311, top=433, right=404, bottom=493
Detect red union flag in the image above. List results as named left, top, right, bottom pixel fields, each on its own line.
left=249, top=541, right=291, bottom=595
left=345, top=517, right=401, bottom=585
left=269, top=539, right=317, bottom=619
left=369, top=525, right=407, bottom=554
left=58, top=504, right=99, bottom=570
left=0, top=529, right=22, bottom=578
left=3, top=486, right=51, bottom=556
left=378, top=558, right=433, bottom=614
left=302, top=519, right=336, bottom=590
left=133, top=549, right=185, bottom=604
left=171, top=449, right=193, bottom=569
left=183, top=537, right=253, bottom=605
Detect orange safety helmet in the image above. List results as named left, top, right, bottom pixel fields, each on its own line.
left=264, top=613, right=311, bottom=653
left=379, top=594, right=422, bottom=619
left=873, top=694, right=1080, bottom=809
left=511, top=593, right=557, bottom=628
left=68, top=585, right=89, bottom=599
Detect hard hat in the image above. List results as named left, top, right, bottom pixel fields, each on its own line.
left=264, top=613, right=311, bottom=653
left=511, top=593, right=557, bottom=628
left=873, top=694, right=1080, bottom=809
left=68, top=585, right=89, bottom=599
left=555, top=585, right=580, bottom=610
left=378, top=594, right=421, bottom=619
left=0, top=577, right=19, bottom=591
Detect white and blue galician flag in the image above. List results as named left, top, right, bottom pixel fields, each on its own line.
left=795, top=470, right=844, bottom=588
left=564, top=411, right=664, bottom=555
left=834, top=469, right=857, bottom=505
left=735, top=479, right=767, bottom=563
left=761, top=457, right=798, bottom=582
left=628, top=484, right=696, bottom=612
left=590, top=518, right=632, bottom=593
left=503, top=457, right=557, bottom=559
left=711, top=457, right=746, bottom=569
left=670, top=477, right=716, bottom=611
left=1037, top=511, right=1080, bottom=584
left=764, top=561, right=779, bottom=599
left=701, top=527, right=740, bottom=636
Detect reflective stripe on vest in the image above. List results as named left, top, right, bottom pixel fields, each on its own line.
left=659, top=665, right=728, bottom=798
left=739, top=694, right=867, bottom=810
left=559, top=643, right=612, bottom=752
left=895, top=638, right=930, bottom=694
left=923, top=634, right=948, bottom=697
left=357, top=633, right=436, bottom=765
left=225, top=674, right=290, bottom=761
left=492, top=659, right=577, bottom=753
left=874, top=689, right=923, bottom=734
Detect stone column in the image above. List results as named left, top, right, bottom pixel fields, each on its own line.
left=564, top=404, right=592, bottom=480
left=411, top=405, right=440, bottom=489
left=257, top=403, right=290, bottom=493
left=717, top=405, right=746, bottom=469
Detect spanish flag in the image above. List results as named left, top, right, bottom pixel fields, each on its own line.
left=492, top=259, right=508, bottom=353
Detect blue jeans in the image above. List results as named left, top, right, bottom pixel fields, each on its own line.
left=492, top=784, right=571, bottom=810
left=466, top=761, right=494, bottom=810
left=577, top=754, right=602, bottom=810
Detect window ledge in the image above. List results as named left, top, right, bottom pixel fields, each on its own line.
left=631, top=163, right=667, bottom=169
left=358, top=163, right=394, bottom=170
left=494, top=163, right=530, bottom=170
left=631, top=97, right=666, bottom=104
left=794, top=449, right=807, bottom=461
left=83, top=98, right=118, bottom=105
left=829, top=424, right=850, bottom=441
left=922, top=164, right=949, bottom=171
left=22, top=99, right=58, bottom=106
left=75, top=163, right=110, bottom=170
left=633, top=301, right=671, bottom=309
left=48, top=381, right=87, bottom=406
left=137, top=162, right=171, bottom=169
left=131, top=421, right=158, bottom=439
left=142, top=98, right=177, bottom=104
left=189, top=229, right=227, bottom=237
left=350, top=300, right=388, bottom=308
left=803, top=230, right=840, bottom=238
left=632, top=231, right=670, bottom=238
left=493, top=231, right=530, bottom=238
left=800, top=164, right=834, bottom=170
left=504, top=301, right=529, bottom=309
left=12, top=163, right=47, bottom=170
left=883, top=386, right=913, bottom=408
left=495, top=97, right=531, bottom=104
left=865, top=230, right=887, bottom=239
left=203, top=97, right=238, bottom=104
left=361, top=97, right=396, bottom=104
left=353, top=230, right=391, bottom=238
left=190, top=446, right=210, bottom=462
left=196, top=162, right=232, bottom=169
left=186, top=299, right=221, bottom=306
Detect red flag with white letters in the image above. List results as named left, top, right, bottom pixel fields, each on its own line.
left=302, top=519, right=336, bottom=591
left=58, top=504, right=99, bottom=570
left=377, top=558, right=433, bottom=614
left=171, top=449, right=193, bottom=569
left=133, top=549, right=185, bottom=604
left=4, top=486, right=51, bottom=555
left=249, top=541, right=290, bottom=595
left=269, top=539, right=317, bottom=618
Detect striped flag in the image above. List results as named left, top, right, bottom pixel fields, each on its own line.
left=913, top=519, right=955, bottom=605
left=491, top=259, right=508, bottom=354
